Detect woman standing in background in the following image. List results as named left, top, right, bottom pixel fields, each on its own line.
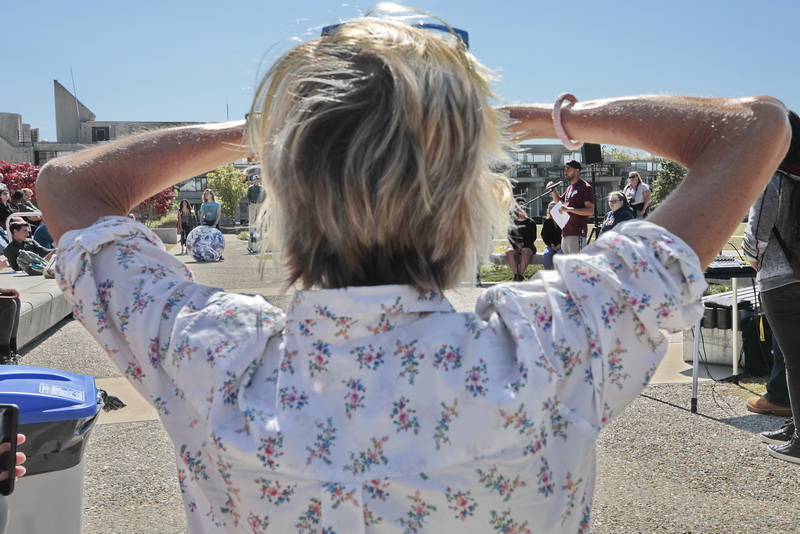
left=199, top=189, right=221, bottom=228
left=176, top=200, right=197, bottom=255
left=623, top=171, right=651, bottom=218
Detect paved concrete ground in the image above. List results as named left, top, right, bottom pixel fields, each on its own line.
left=6, top=234, right=799, bottom=532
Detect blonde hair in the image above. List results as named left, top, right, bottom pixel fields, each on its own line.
left=546, top=201, right=557, bottom=218
left=202, top=189, right=215, bottom=202
left=248, top=9, right=512, bottom=291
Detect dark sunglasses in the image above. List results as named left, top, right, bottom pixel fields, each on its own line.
left=321, top=22, right=469, bottom=49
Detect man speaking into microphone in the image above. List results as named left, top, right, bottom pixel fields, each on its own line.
left=546, top=159, right=594, bottom=253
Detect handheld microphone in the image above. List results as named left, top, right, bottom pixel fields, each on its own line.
left=545, top=181, right=563, bottom=193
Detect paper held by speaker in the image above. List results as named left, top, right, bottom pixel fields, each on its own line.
left=582, top=143, right=602, bottom=165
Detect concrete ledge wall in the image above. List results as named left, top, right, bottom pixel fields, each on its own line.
left=18, top=285, right=73, bottom=348
left=151, top=227, right=178, bottom=244
left=0, top=274, right=73, bottom=350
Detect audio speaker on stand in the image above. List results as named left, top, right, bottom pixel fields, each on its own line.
left=582, top=143, right=602, bottom=164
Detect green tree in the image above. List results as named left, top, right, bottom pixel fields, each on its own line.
left=650, top=157, right=687, bottom=208
left=206, top=164, right=248, bottom=219
left=603, top=147, right=652, bottom=162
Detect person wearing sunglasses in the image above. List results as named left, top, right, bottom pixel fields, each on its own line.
left=36, top=6, right=790, bottom=533
left=600, top=190, right=635, bottom=234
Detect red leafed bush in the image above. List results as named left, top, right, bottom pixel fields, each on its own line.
left=0, top=161, right=40, bottom=196
left=131, top=187, right=177, bottom=224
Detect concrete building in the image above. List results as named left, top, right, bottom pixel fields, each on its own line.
left=1, top=81, right=253, bottom=221
left=0, top=113, right=37, bottom=164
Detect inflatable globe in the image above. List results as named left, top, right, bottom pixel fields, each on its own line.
left=186, top=225, right=225, bottom=262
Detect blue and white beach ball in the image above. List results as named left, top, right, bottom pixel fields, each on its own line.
left=186, top=225, right=225, bottom=262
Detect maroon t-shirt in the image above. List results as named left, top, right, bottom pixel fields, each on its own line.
left=559, top=179, right=594, bottom=237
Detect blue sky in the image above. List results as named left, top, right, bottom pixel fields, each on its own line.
left=4, top=0, right=798, bottom=144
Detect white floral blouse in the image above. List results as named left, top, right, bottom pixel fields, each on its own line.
left=56, top=217, right=704, bottom=534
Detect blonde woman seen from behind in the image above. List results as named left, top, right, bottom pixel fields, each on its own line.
left=38, top=6, right=790, bottom=533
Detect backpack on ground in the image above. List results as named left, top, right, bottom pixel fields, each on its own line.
left=16, top=249, right=47, bottom=276
left=772, top=172, right=800, bottom=278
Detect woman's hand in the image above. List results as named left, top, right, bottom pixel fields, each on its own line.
left=0, top=434, right=27, bottom=482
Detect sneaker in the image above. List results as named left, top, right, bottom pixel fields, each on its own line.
left=746, top=396, right=793, bottom=417
left=768, top=434, right=800, bottom=465
left=761, top=419, right=795, bottom=444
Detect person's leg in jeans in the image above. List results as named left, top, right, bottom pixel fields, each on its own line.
left=0, top=298, right=20, bottom=364
left=543, top=246, right=554, bottom=270
left=764, top=331, right=791, bottom=408
left=761, top=282, right=800, bottom=462
left=543, top=247, right=564, bottom=270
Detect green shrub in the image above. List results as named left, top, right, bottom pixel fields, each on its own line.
left=147, top=212, right=178, bottom=228
left=479, top=264, right=543, bottom=282
left=705, top=283, right=732, bottom=295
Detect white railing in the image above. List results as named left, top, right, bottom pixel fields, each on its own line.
left=5, top=211, right=43, bottom=238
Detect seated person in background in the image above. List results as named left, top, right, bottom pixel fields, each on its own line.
left=600, top=190, right=636, bottom=234
left=32, top=222, right=54, bottom=250
left=18, top=189, right=37, bottom=212
left=0, top=190, right=16, bottom=228
left=506, top=198, right=537, bottom=281
left=8, top=192, right=41, bottom=227
left=541, top=200, right=563, bottom=269
left=0, top=288, right=21, bottom=364
left=3, top=220, right=53, bottom=272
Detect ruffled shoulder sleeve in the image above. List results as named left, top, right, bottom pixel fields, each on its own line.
left=56, top=216, right=285, bottom=419
left=475, top=221, right=705, bottom=425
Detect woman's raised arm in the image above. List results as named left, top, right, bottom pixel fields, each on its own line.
left=503, top=95, right=790, bottom=267
left=37, top=121, right=248, bottom=242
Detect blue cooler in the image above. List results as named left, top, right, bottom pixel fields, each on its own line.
left=0, top=366, right=100, bottom=534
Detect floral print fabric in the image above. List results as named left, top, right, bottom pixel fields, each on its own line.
left=56, top=217, right=704, bottom=533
